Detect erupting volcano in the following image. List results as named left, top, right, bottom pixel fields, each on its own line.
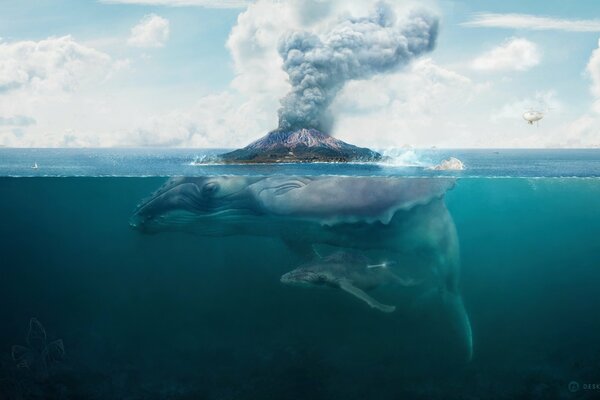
left=219, top=3, right=438, bottom=163
left=220, top=128, right=381, bottom=163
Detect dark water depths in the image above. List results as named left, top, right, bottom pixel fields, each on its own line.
left=0, top=176, right=599, bottom=399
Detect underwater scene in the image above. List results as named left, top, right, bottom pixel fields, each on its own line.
left=0, top=149, right=599, bottom=399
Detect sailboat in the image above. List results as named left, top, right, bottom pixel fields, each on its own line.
left=32, top=162, right=38, bottom=169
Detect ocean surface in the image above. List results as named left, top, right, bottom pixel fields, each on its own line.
left=1, top=148, right=599, bottom=177
left=0, top=149, right=599, bottom=399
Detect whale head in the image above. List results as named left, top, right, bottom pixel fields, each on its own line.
left=280, top=266, right=333, bottom=288
left=130, top=176, right=262, bottom=234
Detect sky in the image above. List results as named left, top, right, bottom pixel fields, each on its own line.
left=0, top=0, right=599, bottom=148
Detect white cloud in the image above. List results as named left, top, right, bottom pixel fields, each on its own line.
left=562, top=38, right=600, bottom=148
left=116, top=0, right=311, bottom=147
left=0, top=36, right=127, bottom=147
left=128, top=14, right=170, bottom=48
left=127, top=92, right=272, bottom=147
left=100, top=0, right=250, bottom=8
left=0, top=115, right=36, bottom=126
left=330, top=58, right=481, bottom=148
left=0, top=35, right=113, bottom=93
left=586, top=39, right=600, bottom=111
left=462, top=13, right=600, bottom=32
left=560, top=115, right=600, bottom=147
left=471, top=38, right=541, bottom=72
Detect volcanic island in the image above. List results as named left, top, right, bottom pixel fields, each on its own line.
left=219, top=128, right=382, bottom=163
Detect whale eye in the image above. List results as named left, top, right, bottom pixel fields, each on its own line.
left=203, top=182, right=220, bottom=196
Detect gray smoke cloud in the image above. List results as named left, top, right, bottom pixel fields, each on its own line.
left=277, top=2, right=439, bottom=133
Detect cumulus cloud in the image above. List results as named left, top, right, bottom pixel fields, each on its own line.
left=1, top=0, right=290, bottom=148
left=471, top=38, right=541, bottom=72
left=100, top=0, right=249, bottom=8
left=128, top=14, right=170, bottom=48
left=558, top=115, right=600, bottom=147
left=462, top=13, right=600, bottom=32
left=0, top=36, right=127, bottom=147
left=0, top=35, right=113, bottom=93
left=225, top=0, right=291, bottom=120
left=127, top=92, right=271, bottom=147
left=0, top=115, right=36, bottom=126
left=330, top=58, right=480, bottom=148
left=586, top=39, right=600, bottom=112
left=560, top=38, right=600, bottom=147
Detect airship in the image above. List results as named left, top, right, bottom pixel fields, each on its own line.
left=523, top=110, right=544, bottom=125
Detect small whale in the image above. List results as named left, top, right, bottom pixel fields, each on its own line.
left=281, top=251, right=422, bottom=313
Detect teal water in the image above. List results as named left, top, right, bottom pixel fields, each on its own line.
left=1, top=148, right=599, bottom=177
left=0, top=176, right=599, bottom=399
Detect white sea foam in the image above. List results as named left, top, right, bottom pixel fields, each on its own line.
left=428, top=157, right=465, bottom=171
left=378, top=148, right=431, bottom=167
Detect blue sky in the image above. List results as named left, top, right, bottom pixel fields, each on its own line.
left=437, top=1, right=598, bottom=108
left=1, top=0, right=599, bottom=148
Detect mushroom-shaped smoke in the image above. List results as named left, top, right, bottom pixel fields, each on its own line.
left=277, top=2, right=439, bottom=133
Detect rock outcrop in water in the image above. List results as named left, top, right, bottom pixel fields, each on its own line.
left=219, top=129, right=381, bottom=163
left=429, top=157, right=465, bottom=171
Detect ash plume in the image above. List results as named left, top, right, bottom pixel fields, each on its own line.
left=276, top=2, right=439, bottom=133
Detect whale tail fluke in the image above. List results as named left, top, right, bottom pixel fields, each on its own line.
left=442, top=291, right=473, bottom=362
left=412, top=288, right=473, bottom=362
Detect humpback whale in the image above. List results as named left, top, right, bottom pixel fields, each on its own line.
left=131, top=176, right=473, bottom=360
left=281, top=251, right=424, bottom=313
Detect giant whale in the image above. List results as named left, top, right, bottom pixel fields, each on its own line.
left=131, top=176, right=473, bottom=360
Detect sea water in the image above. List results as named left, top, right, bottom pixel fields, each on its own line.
left=0, top=149, right=599, bottom=399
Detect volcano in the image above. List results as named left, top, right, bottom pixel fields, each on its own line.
left=219, top=129, right=381, bottom=163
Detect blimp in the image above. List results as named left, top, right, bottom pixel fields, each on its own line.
left=523, top=110, right=544, bottom=125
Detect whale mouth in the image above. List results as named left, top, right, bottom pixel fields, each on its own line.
left=130, top=177, right=260, bottom=234
left=130, top=207, right=258, bottom=233
left=280, top=270, right=322, bottom=287
left=280, top=271, right=299, bottom=284
left=130, top=209, right=198, bottom=232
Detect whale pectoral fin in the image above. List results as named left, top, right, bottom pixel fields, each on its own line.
left=389, top=272, right=425, bottom=287
left=338, top=279, right=396, bottom=313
